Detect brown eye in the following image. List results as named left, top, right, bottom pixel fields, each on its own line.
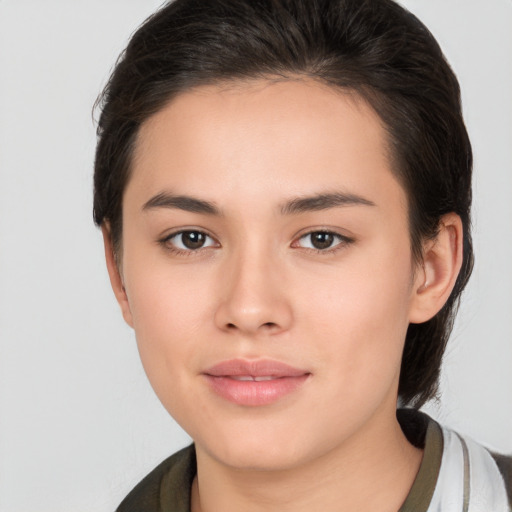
left=295, top=231, right=351, bottom=251
left=310, top=232, right=335, bottom=250
left=181, top=231, right=206, bottom=249
left=166, top=230, right=216, bottom=251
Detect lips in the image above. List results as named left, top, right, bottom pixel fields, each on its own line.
left=203, top=359, right=310, bottom=406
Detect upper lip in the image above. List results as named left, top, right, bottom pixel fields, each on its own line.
left=204, top=359, right=309, bottom=378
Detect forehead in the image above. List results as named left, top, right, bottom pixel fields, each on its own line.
left=129, top=79, right=406, bottom=214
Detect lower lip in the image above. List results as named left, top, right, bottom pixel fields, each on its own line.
left=204, top=375, right=309, bottom=406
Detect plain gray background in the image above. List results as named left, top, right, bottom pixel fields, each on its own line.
left=0, top=1, right=511, bottom=510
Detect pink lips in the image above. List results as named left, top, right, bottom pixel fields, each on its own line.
left=203, top=359, right=310, bottom=406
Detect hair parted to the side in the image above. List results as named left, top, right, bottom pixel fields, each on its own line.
left=93, top=0, right=473, bottom=408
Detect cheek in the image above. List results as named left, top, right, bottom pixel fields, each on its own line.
left=130, top=275, right=209, bottom=341
left=293, top=245, right=413, bottom=393
left=122, top=228, right=215, bottom=334
left=122, top=255, right=216, bottom=395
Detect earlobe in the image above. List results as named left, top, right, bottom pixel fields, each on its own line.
left=409, top=213, right=463, bottom=324
left=101, top=225, right=134, bottom=328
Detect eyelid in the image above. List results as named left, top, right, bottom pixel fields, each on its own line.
left=291, top=228, right=355, bottom=252
left=157, top=226, right=353, bottom=255
left=159, top=228, right=220, bottom=254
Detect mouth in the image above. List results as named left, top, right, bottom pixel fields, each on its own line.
left=230, top=375, right=280, bottom=381
left=203, top=359, right=311, bottom=406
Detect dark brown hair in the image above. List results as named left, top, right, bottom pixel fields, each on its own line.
left=93, top=0, right=473, bottom=407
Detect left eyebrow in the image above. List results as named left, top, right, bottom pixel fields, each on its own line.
left=280, top=192, right=375, bottom=215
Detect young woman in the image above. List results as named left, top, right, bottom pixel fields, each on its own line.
left=93, top=0, right=511, bottom=510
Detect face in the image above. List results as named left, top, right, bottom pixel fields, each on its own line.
left=116, top=79, right=424, bottom=470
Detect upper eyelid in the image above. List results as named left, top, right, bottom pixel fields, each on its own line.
left=293, top=227, right=353, bottom=241
left=299, top=230, right=348, bottom=238
left=161, top=228, right=217, bottom=241
left=291, top=229, right=355, bottom=252
left=298, top=232, right=347, bottom=242
left=159, top=229, right=220, bottom=253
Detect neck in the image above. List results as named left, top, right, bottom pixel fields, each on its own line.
left=191, top=409, right=423, bottom=512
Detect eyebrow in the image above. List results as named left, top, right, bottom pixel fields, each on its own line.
left=280, top=192, right=375, bottom=215
left=142, top=190, right=375, bottom=216
left=142, top=192, right=221, bottom=215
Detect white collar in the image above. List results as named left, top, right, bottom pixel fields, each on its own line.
left=427, top=426, right=509, bottom=512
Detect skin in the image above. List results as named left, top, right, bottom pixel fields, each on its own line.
left=104, top=79, right=463, bottom=511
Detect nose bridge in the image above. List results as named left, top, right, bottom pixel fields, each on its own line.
left=215, top=237, right=292, bottom=335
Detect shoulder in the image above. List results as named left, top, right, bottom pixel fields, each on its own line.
left=490, top=450, right=512, bottom=505
left=437, top=421, right=512, bottom=510
left=116, top=444, right=196, bottom=512
left=397, top=408, right=512, bottom=511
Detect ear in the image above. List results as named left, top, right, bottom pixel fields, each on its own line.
left=101, top=224, right=134, bottom=328
left=408, top=213, right=464, bottom=324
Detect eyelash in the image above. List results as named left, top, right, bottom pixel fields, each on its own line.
left=292, top=230, right=354, bottom=254
left=159, top=230, right=219, bottom=256
left=159, top=229, right=354, bottom=256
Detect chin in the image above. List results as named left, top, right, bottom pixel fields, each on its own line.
left=193, top=416, right=329, bottom=472
left=217, top=441, right=308, bottom=472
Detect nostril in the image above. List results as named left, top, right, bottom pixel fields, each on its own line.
left=225, top=321, right=277, bottom=331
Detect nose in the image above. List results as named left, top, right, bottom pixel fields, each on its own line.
left=214, top=249, right=293, bottom=336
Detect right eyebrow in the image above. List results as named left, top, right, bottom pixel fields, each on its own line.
left=142, top=192, right=221, bottom=216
